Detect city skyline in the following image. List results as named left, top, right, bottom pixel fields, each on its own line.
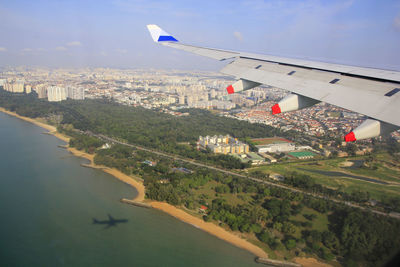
left=1, top=0, right=400, bottom=70
left=1, top=67, right=384, bottom=141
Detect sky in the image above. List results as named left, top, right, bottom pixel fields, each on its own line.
left=0, top=0, right=400, bottom=70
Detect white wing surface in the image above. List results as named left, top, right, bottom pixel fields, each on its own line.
left=146, top=24, right=400, bottom=141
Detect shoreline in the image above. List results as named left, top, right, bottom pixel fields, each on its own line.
left=67, top=146, right=268, bottom=258
left=0, top=108, right=330, bottom=266
left=150, top=201, right=268, bottom=258
left=0, top=108, right=263, bottom=257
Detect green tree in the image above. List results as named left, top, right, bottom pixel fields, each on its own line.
left=285, top=239, right=296, bottom=250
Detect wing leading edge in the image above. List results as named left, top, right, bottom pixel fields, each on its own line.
left=146, top=24, right=400, bottom=141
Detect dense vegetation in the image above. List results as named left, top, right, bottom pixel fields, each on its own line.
left=2, top=89, right=400, bottom=265
left=0, top=90, right=300, bottom=169
left=94, top=144, right=400, bottom=266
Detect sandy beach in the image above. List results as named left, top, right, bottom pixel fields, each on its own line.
left=0, top=107, right=332, bottom=266
left=65, top=148, right=266, bottom=258
left=67, top=147, right=145, bottom=202
left=150, top=201, right=268, bottom=258
left=0, top=107, right=70, bottom=143
left=0, top=108, right=146, bottom=200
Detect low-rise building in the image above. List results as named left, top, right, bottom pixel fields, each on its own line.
left=256, top=142, right=295, bottom=153
left=198, top=135, right=249, bottom=155
left=288, top=151, right=316, bottom=159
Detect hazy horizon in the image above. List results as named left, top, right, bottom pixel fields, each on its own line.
left=1, top=0, right=400, bottom=71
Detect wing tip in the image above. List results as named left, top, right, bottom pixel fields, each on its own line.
left=146, top=24, right=178, bottom=43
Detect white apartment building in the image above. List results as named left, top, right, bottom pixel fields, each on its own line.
left=47, top=86, right=67, bottom=102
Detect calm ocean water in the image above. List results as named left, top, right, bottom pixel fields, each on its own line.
left=0, top=112, right=260, bottom=267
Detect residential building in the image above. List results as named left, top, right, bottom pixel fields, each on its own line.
left=47, top=86, right=67, bottom=102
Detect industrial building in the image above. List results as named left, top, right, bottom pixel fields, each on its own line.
left=256, top=141, right=295, bottom=153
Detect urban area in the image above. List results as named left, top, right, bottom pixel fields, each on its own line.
left=2, top=67, right=399, bottom=165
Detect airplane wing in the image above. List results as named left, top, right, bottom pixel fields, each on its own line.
left=146, top=25, right=400, bottom=141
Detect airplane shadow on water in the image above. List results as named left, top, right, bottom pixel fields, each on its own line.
left=92, top=214, right=128, bottom=229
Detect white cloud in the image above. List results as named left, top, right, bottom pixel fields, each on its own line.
left=0, top=47, right=7, bottom=52
left=100, top=51, right=107, bottom=56
left=66, top=41, right=82, bottom=46
left=116, top=48, right=128, bottom=54
left=21, top=48, right=33, bottom=52
left=394, top=14, right=400, bottom=31
left=233, top=31, right=243, bottom=41
left=55, top=46, right=67, bottom=51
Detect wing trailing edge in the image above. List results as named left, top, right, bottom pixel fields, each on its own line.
left=146, top=25, right=400, bottom=140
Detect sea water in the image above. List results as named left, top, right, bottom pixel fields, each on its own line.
left=0, top=112, right=260, bottom=267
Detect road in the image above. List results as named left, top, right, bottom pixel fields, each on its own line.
left=85, top=131, right=397, bottom=220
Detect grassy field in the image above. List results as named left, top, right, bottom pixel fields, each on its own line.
left=290, top=207, right=329, bottom=235
left=248, top=153, right=400, bottom=201
left=191, top=180, right=255, bottom=206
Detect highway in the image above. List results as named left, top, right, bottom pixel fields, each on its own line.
left=83, top=131, right=398, bottom=220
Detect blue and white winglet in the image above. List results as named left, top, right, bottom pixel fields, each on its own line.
left=146, top=24, right=238, bottom=61
left=147, top=24, right=179, bottom=42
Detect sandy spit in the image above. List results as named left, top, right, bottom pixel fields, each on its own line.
left=67, top=147, right=145, bottom=202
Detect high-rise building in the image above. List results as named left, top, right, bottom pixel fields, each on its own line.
left=47, top=86, right=67, bottom=102
left=35, top=84, right=48, bottom=98
left=66, top=86, right=85, bottom=100
left=179, top=95, right=185, bottom=105
left=14, top=79, right=25, bottom=93
left=3, top=79, right=24, bottom=93
left=25, top=85, right=32, bottom=94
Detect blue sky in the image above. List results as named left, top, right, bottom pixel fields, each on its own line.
left=0, top=0, right=399, bottom=70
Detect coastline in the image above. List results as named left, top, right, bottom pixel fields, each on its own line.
left=0, top=108, right=264, bottom=257
left=0, top=108, right=330, bottom=266
left=150, top=201, right=268, bottom=258
left=67, top=146, right=267, bottom=258
left=67, top=147, right=145, bottom=202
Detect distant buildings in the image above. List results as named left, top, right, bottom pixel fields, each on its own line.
left=67, top=86, right=85, bottom=100
left=255, top=140, right=295, bottom=153
left=47, top=86, right=67, bottom=102
left=246, top=152, right=264, bottom=165
left=35, top=84, right=48, bottom=98
left=3, top=79, right=25, bottom=93
left=198, top=135, right=249, bottom=155
left=288, top=151, right=316, bottom=159
left=0, top=67, right=375, bottom=141
left=25, top=85, right=31, bottom=94
left=48, top=86, right=85, bottom=102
